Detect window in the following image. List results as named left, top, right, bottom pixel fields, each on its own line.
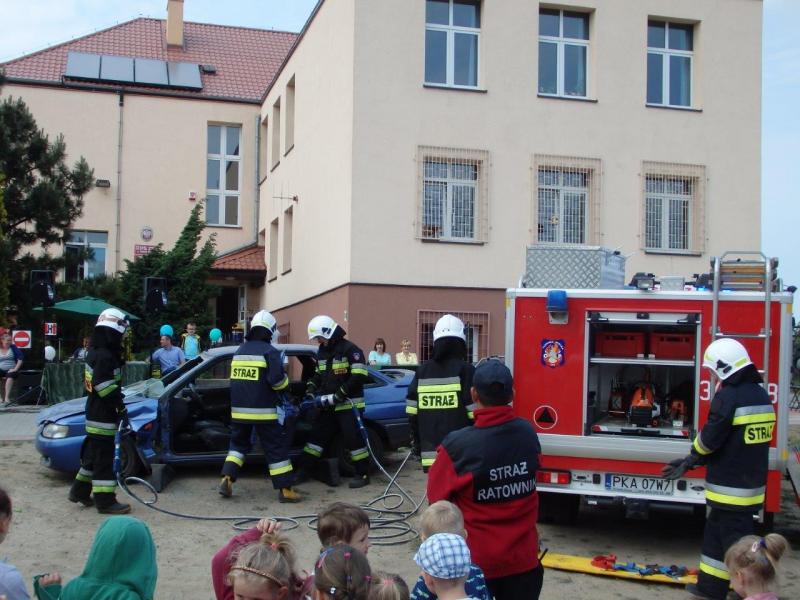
left=268, top=218, right=278, bottom=280
left=417, top=146, right=489, bottom=243
left=259, top=116, right=269, bottom=180
left=206, top=124, right=241, bottom=226
left=65, top=231, right=107, bottom=281
left=647, top=21, right=693, bottom=107
left=271, top=99, right=281, bottom=168
left=533, top=155, right=601, bottom=245
left=417, top=310, right=489, bottom=363
left=425, top=0, right=480, bottom=88
left=538, top=9, right=589, bottom=98
left=282, top=207, right=293, bottom=273
left=285, top=77, right=295, bottom=153
left=642, top=161, right=706, bottom=253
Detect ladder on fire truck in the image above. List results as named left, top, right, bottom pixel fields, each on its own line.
left=710, top=251, right=778, bottom=383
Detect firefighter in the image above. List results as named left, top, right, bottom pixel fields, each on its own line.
left=218, top=310, right=302, bottom=503
left=661, top=338, right=775, bottom=600
left=300, top=315, right=371, bottom=489
left=406, top=314, right=475, bottom=470
left=68, top=308, right=133, bottom=514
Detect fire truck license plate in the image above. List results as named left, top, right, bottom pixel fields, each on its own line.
left=605, top=474, right=674, bottom=496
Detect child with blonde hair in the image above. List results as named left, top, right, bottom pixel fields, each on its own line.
left=410, top=501, right=489, bottom=600
left=724, top=533, right=789, bottom=600
left=368, top=571, right=409, bottom=600
left=313, top=544, right=372, bottom=600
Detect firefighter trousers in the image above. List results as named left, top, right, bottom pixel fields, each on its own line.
left=221, top=421, right=294, bottom=490
left=697, top=508, right=754, bottom=599
left=70, top=435, right=118, bottom=509
left=301, top=408, right=369, bottom=475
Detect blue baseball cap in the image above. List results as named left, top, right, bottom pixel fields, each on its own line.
left=472, top=358, right=513, bottom=401
left=414, top=533, right=471, bottom=579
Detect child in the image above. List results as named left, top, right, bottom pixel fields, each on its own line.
left=213, top=519, right=310, bottom=600
left=228, top=541, right=293, bottom=600
left=317, top=502, right=371, bottom=555
left=182, top=322, right=202, bottom=359
left=312, top=544, right=371, bottom=600
left=410, top=501, right=489, bottom=600
left=414, top=534, right=477, bottom=600
left=724, top=533, right=789, bottom=600
left=369, top=571, right=409, bottom=600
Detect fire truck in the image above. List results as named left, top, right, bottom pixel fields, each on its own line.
left=506, top=250, right=800, bottom=524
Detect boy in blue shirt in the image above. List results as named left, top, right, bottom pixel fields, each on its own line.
left=181, top=322, right=201, bottom=360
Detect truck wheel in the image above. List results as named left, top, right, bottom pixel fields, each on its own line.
left=538, top=492, right=580, bottom=525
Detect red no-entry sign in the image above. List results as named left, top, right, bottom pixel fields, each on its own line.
left=11, top=330, right=32, bottom=349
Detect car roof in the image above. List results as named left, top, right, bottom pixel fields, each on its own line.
left=202, top=343, right=318, bottom=359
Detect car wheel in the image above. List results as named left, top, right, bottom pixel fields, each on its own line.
left=119, top=434, right=145, bottom=479
left=332, top=426, right=385, bottom=475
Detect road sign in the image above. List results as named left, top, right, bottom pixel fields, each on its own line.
left=11, top=330, right=32, bottom=349
left=44, top=322, right=58, bottom=336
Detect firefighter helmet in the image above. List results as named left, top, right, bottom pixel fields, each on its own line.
left=433, top=314, right=466, bottom=342
left=251, top=310, right=280, bottom=337
left=96, top=308, right=130, bottom=334
left=308, top=315, right=337, bottom=340
left=702, top=338, right=752, bottom=380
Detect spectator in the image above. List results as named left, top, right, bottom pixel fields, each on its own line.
left=181, top=322, right=202, bottom=360
left=395, top=339, right=418, bottom=366
left=313, top=545, right=371, bottom=600
left=33, top=516, right=156, bottom=600
left=413, top=534, right=474, bottom=600
left=0, top=333, right=23, bottom=405
left=1, top=486, right=43, bottom=600
left=151, top=335, right=185, bottom=377
left=410, top=501, right=489, bottom=600
left=317, top=502, right=371, bottom=555
left=368, top=338, right=391, bottom=367
left=70, top=337, right=90, bottom=362
left=369, top=572, right=409, bottom=600
left=724, top=533, right=789, bottom=600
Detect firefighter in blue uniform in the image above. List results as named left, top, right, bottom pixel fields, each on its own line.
left=301, top=315, right=371, bottom=488
left=68, top=308, right=132, bottom=514
left=218, top=310, right=302, bottom=503
left=662, top=338, right=775, bottom=600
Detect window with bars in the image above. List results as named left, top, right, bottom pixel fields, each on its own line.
left=647, top=20, right=694, bottom=108
left=642, top=162, right=705, bottom=253
left=533, top=155, right=600, bottom=245
left=206, top=124, right=241, bottom=226
left=418, top=147, right=489, bottom=242
left=425, top=0, right=480, bottom=88
left=417, top=310, right=489, bottom=363
left=538, top=8, right=590, bottom=98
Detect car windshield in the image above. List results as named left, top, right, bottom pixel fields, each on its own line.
left=123, top=378, right=165, bottom=399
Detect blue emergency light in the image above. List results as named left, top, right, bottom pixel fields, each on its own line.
left=546, top=290, right=568, bottom=324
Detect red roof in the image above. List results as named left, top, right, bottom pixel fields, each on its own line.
left=1, top=18, right=297, bottom=103
left=212, top=244, right=266, bottom=272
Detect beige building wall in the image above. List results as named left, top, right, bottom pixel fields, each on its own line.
left=350, top=0, right=762, bottom=287
left=260, top=0, right=356, bottom=313
left=2, top=84, right=260, bottom=274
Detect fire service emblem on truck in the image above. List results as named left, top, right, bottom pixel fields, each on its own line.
left=540, top=339, right=565, bottom=368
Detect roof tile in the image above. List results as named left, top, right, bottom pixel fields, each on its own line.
left=212, top=244, right=267, bottom=272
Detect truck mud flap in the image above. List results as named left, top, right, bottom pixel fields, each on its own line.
left=788, top=446, right=800, bottom=507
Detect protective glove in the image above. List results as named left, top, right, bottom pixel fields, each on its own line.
left=303, top=392, right=316, bottom=405
left=661, top=454, right=700, bottom=480
left=334, top=387, right=348, bottom=405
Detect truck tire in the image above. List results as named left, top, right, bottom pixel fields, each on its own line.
left=538, top=491, right=580, bottom=525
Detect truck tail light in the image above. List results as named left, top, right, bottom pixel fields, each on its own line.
left=536, top=470, right=571, bottom=485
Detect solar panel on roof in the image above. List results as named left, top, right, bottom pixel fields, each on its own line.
left=167, top=61, right=203, bottom=90
left=100, top=55, right=134, bottom=83
left=64, top=52, right=101, bottom=80
left=135, top=58, right=169, bottom=86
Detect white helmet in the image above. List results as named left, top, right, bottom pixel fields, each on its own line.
left=251, top=309, right=280, bottom=337
left=433, top=314, right=466, bottom=342
left=308, top=315, right=337, bottom=340
left=702, top=338, right=752, bottom=380
left=96, top=308, right=130, bottom=334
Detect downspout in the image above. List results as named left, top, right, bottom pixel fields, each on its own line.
left=253, top=114, right=260, bottom=244
left=114, top=91, right=124, bottom=272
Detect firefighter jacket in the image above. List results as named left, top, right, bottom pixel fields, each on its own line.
left=84, top=348, right=125, bottom=438
left=406, top=358, right=474, bottom=467
left=229, top=340, right=289, bottom=424
left=308, top=337, right=368, bottom=412
left=427, top=405, right=541, bottom=580
left=691, top=382, right=775, bottom=511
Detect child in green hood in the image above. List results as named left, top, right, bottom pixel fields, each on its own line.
left=34, top=516, right=157, bottom=600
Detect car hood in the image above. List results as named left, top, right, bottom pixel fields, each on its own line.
left=37, top=393, right=150, bottom=425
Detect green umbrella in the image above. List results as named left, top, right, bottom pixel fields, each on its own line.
left=34, top=296, right=140, bottom=321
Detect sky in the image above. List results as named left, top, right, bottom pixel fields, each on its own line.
left=1, top=0, right=798, bottom=312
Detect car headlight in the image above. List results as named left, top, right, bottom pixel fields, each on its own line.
left=42, top=423, right=70, bottom=439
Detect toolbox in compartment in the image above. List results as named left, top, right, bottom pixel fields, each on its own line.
left=594, top=331, right=646, bottom=357
left=650, top=333, right=694, bottom=360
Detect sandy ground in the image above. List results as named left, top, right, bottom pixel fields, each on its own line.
left=1, top=442, right=799, bottom=599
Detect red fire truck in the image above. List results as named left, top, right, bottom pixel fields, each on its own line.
left=506, top=252, right=799, bottom=524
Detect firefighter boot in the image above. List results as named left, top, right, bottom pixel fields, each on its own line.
left=348, top=474, right=370, bottom=489
left=278, top=487, right=303, bottom=503
left=218, top=475, right=233, bottom=498
left=68, top=480, right=94, bottom=507
left=685, top=583, right=717, bottom=600
left=97, top=501, right=131, bottom=515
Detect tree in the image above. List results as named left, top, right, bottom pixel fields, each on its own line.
left=0, top=95, right=94, bottom=323
left=0, top=179, right=9, bottom=326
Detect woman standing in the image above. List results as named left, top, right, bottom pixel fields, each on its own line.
left=0, top=332, right=23, bottom=405
left=368, top=338, right=392, bottom=367
left=395, top=339, right=418, bottom=365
